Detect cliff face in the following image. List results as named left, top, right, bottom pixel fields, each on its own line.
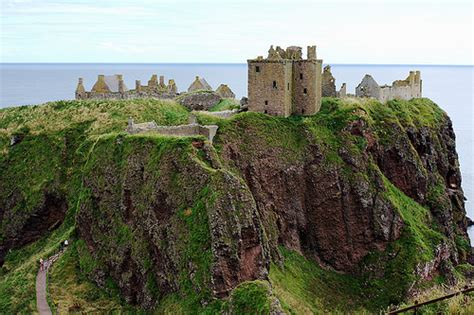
left=75, top=136, right=269, bottom=307
left=0, top=98, right=471, bottom=312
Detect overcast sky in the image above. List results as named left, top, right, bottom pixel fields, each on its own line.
left=0, top=0, right=472, bottom=64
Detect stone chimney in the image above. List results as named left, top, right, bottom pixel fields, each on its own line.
left=136, top=80, right=141, bottom=93
left=409, top=71, right=415, bottom=85
left=307, top=45, right=317, bottom=60
left=75, top=77, right=86, bottom=99
left=415, top=71, right=421, bottom=84
left=159, top=75, right=165, bottom=88
left=338, top=83, right=347, bottom=98
left=118, top=79, right=125, bottom=93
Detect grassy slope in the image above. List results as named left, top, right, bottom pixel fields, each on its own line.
left=0, top=97, right=471, bottom=314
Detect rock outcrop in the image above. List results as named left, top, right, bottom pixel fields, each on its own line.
left=177, top=91, right=222, bottom=111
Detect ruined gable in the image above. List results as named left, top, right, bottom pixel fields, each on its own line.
left=76, top=74, right=178, bottom=100
left=355, top=71, right=422, bottom=102
left=188, top=76, right=213, bottom=92
left=356, top=74, right=381, bottom=99
left=216, top=84, right=236, bottom=99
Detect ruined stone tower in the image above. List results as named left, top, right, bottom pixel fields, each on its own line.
left=247, top=45, right=323, bottom=117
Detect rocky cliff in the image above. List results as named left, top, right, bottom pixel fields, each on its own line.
left=0, top=98, right=471, bottom=313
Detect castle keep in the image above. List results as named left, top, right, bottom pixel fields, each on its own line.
left=247, top=45, right=323, bottom=117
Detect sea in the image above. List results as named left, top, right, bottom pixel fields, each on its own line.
left=0, top=63, right=473, bottom=242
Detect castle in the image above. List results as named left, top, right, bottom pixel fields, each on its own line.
left=247, top=45, right=323, bottom=117
left=75, top=46, right=423, bottom=118
left=356, top=71, right=422, bottom=103
left=76, top=74, right=178, bottom=100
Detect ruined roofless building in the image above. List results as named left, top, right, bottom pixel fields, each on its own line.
left=247, top=45, right=323, bottom=117
left=76, top=74, right=178, bottom=100
left=356, top=71, right=422, bottom=103
left=188, top=76, right=213, bottom=92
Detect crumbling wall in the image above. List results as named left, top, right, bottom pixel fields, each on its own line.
left=127, top=120, right=218, bottom=143
left=321, top=65, right=337, bottom=97
left=356, top=71, right=422, bottom=102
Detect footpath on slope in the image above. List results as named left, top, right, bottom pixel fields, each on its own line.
left=36, top=251, right=63, bottom=315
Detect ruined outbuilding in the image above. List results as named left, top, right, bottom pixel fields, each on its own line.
left=188, top=76, right=213, bottom=92
left=215, top=84, right=235, bottom=98
left=247, top=45, right=323, bottom=117
left=76, top=74, right=178, bottom=100
left=356, top=71, right=422, bottom=102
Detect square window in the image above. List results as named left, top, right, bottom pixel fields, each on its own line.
left=273, top=81, right=277, bottom=89
left=300, top=73, right=303, bottom=80
left=265, top=100, right=268, bottom=105
left=303, top=88, right=307, bottom=94
left=256, top=66, right=260, bottom=73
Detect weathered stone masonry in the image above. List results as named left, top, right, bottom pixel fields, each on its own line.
left=356, top=71, right=422, bottom=102
left=247, top=45, right=323, bottom=117
left=76, top=74, right=178, bottom=100
left=126, top=117, right=219, bottom=143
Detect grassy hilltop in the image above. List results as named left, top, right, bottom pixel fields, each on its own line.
left=0, top=97, right=472, bottom=314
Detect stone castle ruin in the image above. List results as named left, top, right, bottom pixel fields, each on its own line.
left=321, top=65, right=346, bottom=98
left=356, top=71, right=422, bottom=103
left=247, top=45, right=323, bottom=117
left=76, top=74, right=236, bottom=104
left=75, top=45, right=423, bottom=119
left=76, top=74, right=178, bottom=100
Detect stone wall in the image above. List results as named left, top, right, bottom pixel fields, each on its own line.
left=76, top=74, right=178, bottom=101
left=321, top=65, right=336, bottom=97
left=247, top=59, right=293, bottom=117
left=356, top=71, right=422, bottom=102
left=126, top=119, right=219, bottom=143
left=292, top=59, right=322, bottom=115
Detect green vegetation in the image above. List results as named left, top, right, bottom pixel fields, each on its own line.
left=0, top=98, right=189, bottom=136
left=0, top=97, right=471, bottom=314
left=223, top=280, right=273, bottom=314
left=270, top=247, right=367, bottom=314
left=209, top=98, right=240, bottom=112
left=48, top=240, right=134, bottom=313
left=0, top=224, right=74, bottom=313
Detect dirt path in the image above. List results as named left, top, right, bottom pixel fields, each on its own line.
left=36, top=260, right=52, bottom=315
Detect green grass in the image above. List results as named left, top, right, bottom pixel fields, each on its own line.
left=0, top=98, right=189, bottom=136
left=48, top=240, right=135, bottom=313
left=269, top=247, right=368, bottom=314
left=209, top=98, right=240, bottom=112
left=0, top=224, right=75, bottom=313
left=223, top=280, right=273, bottom=314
